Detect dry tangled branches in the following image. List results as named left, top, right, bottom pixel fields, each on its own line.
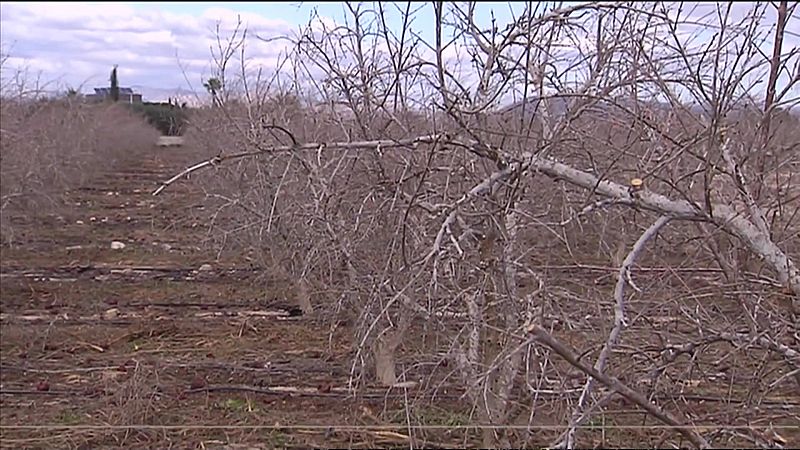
left=158, top=2, right=799, bottom=448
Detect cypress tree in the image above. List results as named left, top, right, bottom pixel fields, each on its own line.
left=110, top=65, right=120, bottom=102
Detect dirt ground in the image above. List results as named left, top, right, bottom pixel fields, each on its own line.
left=2, top=144, right=799, bottom=449
left=0, top=146, right=470, bottom=449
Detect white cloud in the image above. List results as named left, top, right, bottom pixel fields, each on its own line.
left=5, top=55, right=60, bottom=74
left=0, top=2, right=297, bottom=100
left=1, top=1, right=796, bottom=105
left=200, top=7, right=291, bottom=33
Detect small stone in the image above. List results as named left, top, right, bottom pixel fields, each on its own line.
left=110, top=241, right=126, bottom=250
left=198, top=264, right=213, bottom=272
left=104, top=308, right=120, bottom=320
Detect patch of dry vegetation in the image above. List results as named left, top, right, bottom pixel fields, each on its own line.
left=0, top=97, right=160, bottom=244
left=161, top=3, right=799, bottom=447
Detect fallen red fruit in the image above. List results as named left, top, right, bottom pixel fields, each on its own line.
left=189, top=376, right=206, bottom=389
left=36, top=381, right=50, bottom=392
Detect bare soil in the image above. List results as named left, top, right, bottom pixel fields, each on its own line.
left=0, top=147, right=466, bottom=449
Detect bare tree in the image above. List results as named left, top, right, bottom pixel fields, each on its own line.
left=160, top=2, right=799, bottom=448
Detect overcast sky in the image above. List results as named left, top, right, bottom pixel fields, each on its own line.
left=1, top=2, right=797, bottom=105
left=0, top=1, right=526, bottom=99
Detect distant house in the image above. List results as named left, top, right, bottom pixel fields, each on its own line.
left=86, top=87, right=142, bottom=104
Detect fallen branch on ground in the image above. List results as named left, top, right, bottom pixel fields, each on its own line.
left=527, top=324, right=710, bottom=449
